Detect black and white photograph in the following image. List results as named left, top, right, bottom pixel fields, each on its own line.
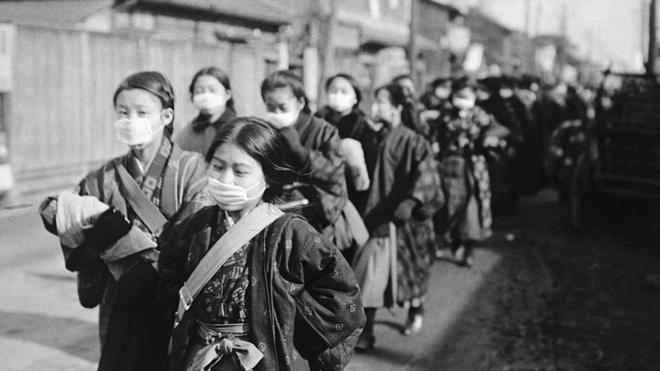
left=0, top=0, right=659, bottom=370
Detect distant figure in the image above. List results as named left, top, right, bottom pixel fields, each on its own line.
left=260, top=71, right=367, bottom=256
left=353, top=83, right=442, bottom=350
left=316, top=73, right=371, bottom=208
left=435, top=77, right=508, bottom=267
left=175, top=66, right=236, bottom=156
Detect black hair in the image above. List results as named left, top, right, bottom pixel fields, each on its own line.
left=516, top=74, right=541, bottom=91
left=205, top=116, right=299, bottom=203
left=392, top=74, right=414, bottom=85
left=113, top=71, right=175, bottom=136
left=375, top=83, right=408, bottom=108
left=449, top=77, right=477, bottom=99
left=189, top=66, right=236, bottom=111
left=498, top=75, right=515, bottom=90
left=374, top=83, right=420, bottom=131
left=260, top=70, right=310, bottom=114
left=430, top=77, right=452, bottom=90
left=479, top=76, right=501, bottom=93
left=325, top=73, right=362, bottom=105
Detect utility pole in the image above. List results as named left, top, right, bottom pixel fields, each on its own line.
left=524, top=0, right=532, bottom=36
left=559, top=0, right=568, bottom=70
left=320, top=0, right=338, bottom=97
left=523, top=0, right=533, bottom=73
left=647, top=0, right=657, bottom=74
left=408, top=0, right=420, bottom=86
left=534, top=1, right=542, bottom=36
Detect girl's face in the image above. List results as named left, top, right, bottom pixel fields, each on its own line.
left=263, top=86, right=305, bottom=129
left=263, top=86, right=304, bottom=115
left=326, top=77, right=358, bottom=114
left=371, top=89, right=401, bottom=127
left=209, top=142, right=266, bottom=200
left=192, top=75, right=231, bottom=116
left=397, top=78, right=416, bottom=98
left=114, top=88, right=173, bottom=148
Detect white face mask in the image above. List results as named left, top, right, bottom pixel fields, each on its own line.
left=327, top=93, right=356, bottom=113
left=499, top=89, right=514, bottom=99
left=452, top=98, right=476, bottom=111
left=114, top=117, right=155, bottom=146
left=193, top=92, right=227, bottom=114
left=265, top=110, right=298, bottom=129
left=205, top=178, right=266, bottom=211
left=434, top=87, right=451, bottom=100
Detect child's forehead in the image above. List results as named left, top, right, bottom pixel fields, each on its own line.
left=115, top=88, right=162, bottom=107
left=266, top=86, right=297, bottom=101
left=212, top=143, right=260, bottom=167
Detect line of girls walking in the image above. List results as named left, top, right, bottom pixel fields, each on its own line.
left=38, top=65, right=504, bottom=371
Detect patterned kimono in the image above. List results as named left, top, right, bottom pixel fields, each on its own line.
left=39, top=137, right=207, bottom=371
left=284, top=112, right=351, bottom=250
left=353, top=124, right=442, bottom=308
left=158, top=205, right=365, bottom=371
left=436, top=106, right=503, bottom=243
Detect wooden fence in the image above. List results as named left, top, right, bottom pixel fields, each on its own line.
left=9, top=24, right=271, bottom=196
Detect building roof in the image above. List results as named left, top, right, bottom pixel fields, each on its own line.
left=466, top=9, right=513, bottom=35
left=120, top=0, right=293, bottom=31
left=425, top=0, right=463, bottom=17
left=0, top=0, right=112, bottom=26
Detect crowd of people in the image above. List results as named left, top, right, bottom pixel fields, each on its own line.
left=37, top=65, right=594, bottom=371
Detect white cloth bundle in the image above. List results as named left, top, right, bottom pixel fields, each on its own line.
left=56, top=190, right=109, bottom=248
left=338, top=138, right=370, bottom=191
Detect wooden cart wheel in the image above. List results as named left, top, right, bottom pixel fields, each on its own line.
left=568, top=154, right=592, bottom=232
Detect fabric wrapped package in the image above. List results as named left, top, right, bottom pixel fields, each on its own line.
left=338, top=138, right=370, bottom=191
left=56, top=190, right=109, bottom=248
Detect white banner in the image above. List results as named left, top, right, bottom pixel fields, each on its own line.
left=535, top=44, right=556, bottom=72
left=463, top=43, right=484, bottom=72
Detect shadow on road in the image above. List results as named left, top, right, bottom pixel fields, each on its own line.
left=0, top=310, right=99, bottom=363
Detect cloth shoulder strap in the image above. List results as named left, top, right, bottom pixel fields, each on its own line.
left=175, top=203, right=284, bottom=323
left=116, top=164, right=168, bottom=235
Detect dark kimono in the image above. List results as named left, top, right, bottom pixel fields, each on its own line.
left=39, top=138, right=207, bottom=371
left=315, top=106, right=370, bottom=140
left=174, top=108, right=236, bottom=156
left=354, top=124, right=442, bottom=307
left=436, top=107, right=504, bottom=244
left=282, top=112, right=351, bottom=250
left=315, top=106, right=371, bottom=211
left=158, top=205, right=365, bottom=371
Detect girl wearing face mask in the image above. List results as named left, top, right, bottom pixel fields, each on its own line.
left=159, top=117, right=365, bottom=371
left=316, top=73, right=372, bottom=215
left=435, top=78, right=507, bottom=268
left=175, top=66, right=237, bottom=156
left=352, top=84, right=443, bottom=350
left=260, top=71, right=361, bottom=255
left=38, top=71, right=208, bottom=370
left=316, top=73, right=366, bottom=138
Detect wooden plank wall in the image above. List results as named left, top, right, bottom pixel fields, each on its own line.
left=9, top=24, right=268, bottom=196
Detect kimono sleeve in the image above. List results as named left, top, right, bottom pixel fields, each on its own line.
left=38, top=176, right=109, bottom=308
left=178, top=151, right=208, bottom=207
left=283, top=218, right=365, bottom=368
left=305, top=125, right=348, bottom=227
left=407, top=136, right=444, bottom=219
left=156, top=212, right=194, bottom=326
